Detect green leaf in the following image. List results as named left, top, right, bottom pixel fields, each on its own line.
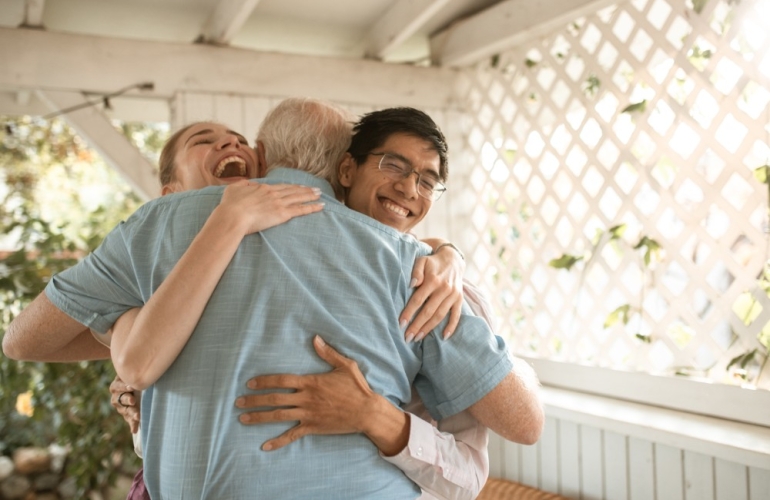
left=635, top=333, right=652, bottom=343
left=692, top=0, right=709, bottom=14
left=548, top=254, right=583, bottom=270
left=604, top=304, right=631, bottom=328
left=525, top=58, right=538, bottom=68
left=503, top=149, right=517, bottom=163
left=608, top=224, right=627, bottom=240
left=621, top=100, right=647, bottom=114
left=753, top=165, right=770, bottom=185
left=726, top=349, right=758, bottom=371
left=490, top=54, right=500, bottom=68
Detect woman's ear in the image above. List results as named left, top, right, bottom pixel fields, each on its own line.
left=338, top=153, right=356, bottom=188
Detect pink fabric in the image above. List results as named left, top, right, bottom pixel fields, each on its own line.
left=127, top=467, right=151, bottom=500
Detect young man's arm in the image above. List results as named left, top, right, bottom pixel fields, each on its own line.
left=467, top=359, right=544, bottom=445
left=3, top=292, right=110, bottom=361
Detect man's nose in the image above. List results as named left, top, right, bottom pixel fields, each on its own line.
left=395, top=171, right=420, bottom=199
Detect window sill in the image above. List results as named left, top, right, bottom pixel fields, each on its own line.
left=541, top=385, right=770, bottom=469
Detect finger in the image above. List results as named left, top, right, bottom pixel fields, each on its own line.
left=277, top=186, right=322, bottom=201
left=235, top=391, right=302, bottom=409
left=238, top=407, right=301, bottom=425
left=414, top=300, right=454, bottom=341
left=262, top=424, right=310, bottom=451
left=312, top=335, right=350, bottom=369
left=443, top=300, right=463, bottom=339
left=403, top=286, right=446, bottom=339
left=400, top=286, right=433, bottom=336
left=282, top=202, right=324, bottom=220
left=410, top=258, right=426, bottom=289
left=246, top=373, right=303, bottom=390
left=110, top=376, right=132, bottom=394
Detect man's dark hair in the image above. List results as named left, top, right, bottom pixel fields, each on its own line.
left=348, top=107, right=449, bottom=182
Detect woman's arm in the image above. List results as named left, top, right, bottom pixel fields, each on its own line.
left=110, top=181, right=323, bottom=389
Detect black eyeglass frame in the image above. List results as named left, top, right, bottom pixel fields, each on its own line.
left=369, top=152, right=447, bottom=201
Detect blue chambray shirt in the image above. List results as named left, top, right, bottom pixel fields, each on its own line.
left=46, top=168, right=513, bottom=499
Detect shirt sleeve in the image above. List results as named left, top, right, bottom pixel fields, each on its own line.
left=382, top=392, right=488, bottom=500
left=414, top=299, right=513, bottom=420
left=45, top=221, right=144, bottom=334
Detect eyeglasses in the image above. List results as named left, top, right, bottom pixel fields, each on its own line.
left=371, top=153, right=447, bottom=201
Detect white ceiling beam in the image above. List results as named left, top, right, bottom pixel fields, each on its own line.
left=365, top=0, right=451, bottom=60
left=198, top=0, right=261, bottom=45
left=430, top=0, right=618, bottom=67
left=21, top=0, right=45, bottom=28
left=36, top=90, right=160, bottom=200
left=0, top=27, right=459, bottom=109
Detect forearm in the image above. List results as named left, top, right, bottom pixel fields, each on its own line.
left=361, top=394, right=411, bottom=457
left=3, top=292, right=101, bottom=361
left=111, top=206, right=247, bottom=389
left=26, top=329, right=110, bottom=362
left=468, top=361, right=544, bottom=445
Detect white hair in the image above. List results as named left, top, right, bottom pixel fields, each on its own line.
left=257, top=98, right=353, bottom=194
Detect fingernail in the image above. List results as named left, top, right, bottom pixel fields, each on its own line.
left=417, top=332, right=425, bottom=341
left=263, top=443, right=273, bottom=451
left=410, top=278, right=418, bottom=288
left=235, top=397, right=245, bottom=407
left=405, top=333, right=415, bottom=343
left=399, top=319, right=408, bottom=329
left=315, top=335, right=326, bottom=347
left=312, top=187, right=321, bottom=195
left=443, top=330, right=452, bottom=339
left=239, top=414, right=250, bottom=423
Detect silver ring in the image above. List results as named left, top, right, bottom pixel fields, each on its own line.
left=118, top=391, right=132, bottom=408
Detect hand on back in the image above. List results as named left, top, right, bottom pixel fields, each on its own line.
left=216, top=181, right=324, bottom=236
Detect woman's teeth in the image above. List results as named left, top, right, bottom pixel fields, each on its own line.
left=214, top=156, right=246, bottom=178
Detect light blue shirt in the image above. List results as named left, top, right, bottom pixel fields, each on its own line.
left=46, top=168, right=513, bottom=499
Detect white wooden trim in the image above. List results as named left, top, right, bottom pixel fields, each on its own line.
left=429, top=0, right=619, bottom=67
left=0, top=27, right=460, bottom=109
left=36, top=90, right=160, bottom=200
left=526, top=357, right=770, bottom=427
left=199, top=0, right=260, bottom=45
left=542, top=387, right=770, bottom=470
left=365, top=0, right=451, bottom=59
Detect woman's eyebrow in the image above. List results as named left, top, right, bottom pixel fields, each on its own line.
left=184, top=129, right=214, bottom=145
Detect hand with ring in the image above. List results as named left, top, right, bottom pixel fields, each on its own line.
left=110, top=375, right=140, bottom=434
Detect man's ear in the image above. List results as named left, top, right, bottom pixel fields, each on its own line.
left=255, top=141, right=267, bottom=178
left=338, top=153, right=356, bottom=188
left=161, top=182, right=182, bottom=196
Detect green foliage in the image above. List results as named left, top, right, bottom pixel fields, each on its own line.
left=634, top=236, right=662, bottom=266
left=0, top=115, right=154, bottom=497
left=692, top=0, right=709, bottom=14
left=548, top=254, right=583, bottom=270
left=583, top=74, right=601, bottom=97
left=621, top=99, right=648, bottom=114
left=604, top=304, right=632, bottom=328
left=727, top=349, right=757, bottom=375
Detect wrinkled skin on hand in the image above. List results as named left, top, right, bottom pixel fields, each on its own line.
left=110, top=375, right=140, bottom=434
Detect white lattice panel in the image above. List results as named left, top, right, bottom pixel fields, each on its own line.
left=456, top=0, right=770, bottom=387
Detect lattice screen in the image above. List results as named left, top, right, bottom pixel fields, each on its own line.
left=455, top=0, right=770, bottom=388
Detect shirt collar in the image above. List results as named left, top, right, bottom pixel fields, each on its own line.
left=261, top=168, right=337, bottom=199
